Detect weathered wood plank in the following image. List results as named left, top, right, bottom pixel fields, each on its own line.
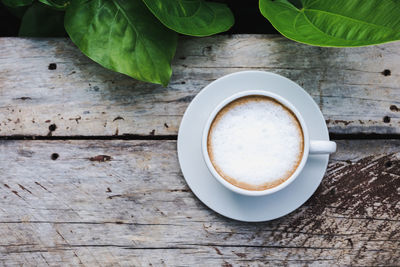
left=0, top=139, right=399, bottom=266
left=0, top=36, right=399, bottom=136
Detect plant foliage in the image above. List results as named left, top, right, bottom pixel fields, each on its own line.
left=142, top=0, right=234, bottom=36
left=259, top=0, right=400, bottom=47
left=65, top=0, right=178, bottom=86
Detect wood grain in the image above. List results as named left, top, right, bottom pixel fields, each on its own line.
left=0, top=36, right=399, bottom=137
left=0, top=139, right=398, bottom=266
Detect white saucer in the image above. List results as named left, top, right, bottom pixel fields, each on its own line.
left=177, top=71, right=330, bottom=222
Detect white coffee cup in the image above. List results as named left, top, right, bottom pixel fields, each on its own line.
left=202, top=90, right=336, bottom=196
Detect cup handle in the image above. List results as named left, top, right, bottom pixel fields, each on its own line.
left=309, top=140, right=336, bottom=154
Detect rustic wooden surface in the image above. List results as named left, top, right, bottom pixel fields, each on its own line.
left=0, top=140, right=399, bottom=266
left=0, top=36, right=399, bottom=137
left=0, top=35, right=399, bottom=266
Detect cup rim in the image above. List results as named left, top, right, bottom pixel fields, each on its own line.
left=201, top=90, right=310, bottom=196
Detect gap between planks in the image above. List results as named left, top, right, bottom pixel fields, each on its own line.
left=0, top=133, right=400, bottom=141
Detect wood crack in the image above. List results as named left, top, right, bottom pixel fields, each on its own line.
left=179, top=244, right=349, bottom=250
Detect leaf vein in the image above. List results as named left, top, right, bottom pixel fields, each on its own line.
left=305, top=8, right=398, bottom=31
left=301, top=11, right=354, bottom=42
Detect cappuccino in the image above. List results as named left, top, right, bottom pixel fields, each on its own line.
left=207, top=96, right=304, bottom=191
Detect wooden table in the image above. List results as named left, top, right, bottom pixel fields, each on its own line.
left=0, top=35, right=399, bottom=266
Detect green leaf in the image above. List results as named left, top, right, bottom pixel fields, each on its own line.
left=2, top=0, right=32, bottom=7
left=38, top=0, right=69, bottom=10
left=259, top=0, right=400, bottom=47
left=142, top=0, right=234, bottom=36
left=19, top=3, right=66, bottom=37
left=65, top=0, right=178, bottom=86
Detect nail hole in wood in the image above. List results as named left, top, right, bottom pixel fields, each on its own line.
left=383, top=116, right=391, bottom=123
left=51, top=153, right=59, bottom=160
left=382, top=69, right=391, bottom=76
left=48, top=63, right=57, bottom=70
left=385, top=161, right=392, bottom=168
left=49, top=124, right=57, bottom=131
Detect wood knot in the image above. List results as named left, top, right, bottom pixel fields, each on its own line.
left=390, top=105, right=399, bottom=112
left=89, top=155, right=112, bottom=162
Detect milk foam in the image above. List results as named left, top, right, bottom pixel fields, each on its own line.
left=208, top=96, right=303, bottom=190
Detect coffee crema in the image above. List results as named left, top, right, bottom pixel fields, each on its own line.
left=207, top=95, right=304, bottom=191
